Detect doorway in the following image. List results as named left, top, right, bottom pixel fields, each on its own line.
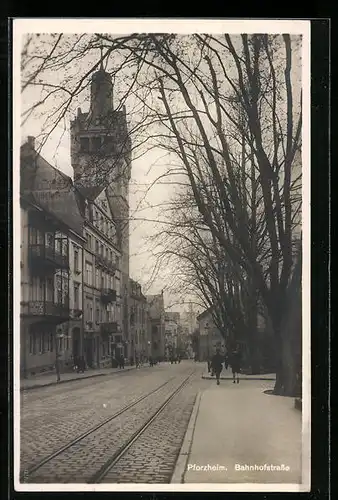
left=72, top=327, right=81, bottom=364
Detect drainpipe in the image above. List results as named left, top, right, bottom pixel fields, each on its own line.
left=81, top=242, right=85, bottom=364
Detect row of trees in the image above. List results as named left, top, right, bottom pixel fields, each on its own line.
left=21, top=33, right=303, bottom=395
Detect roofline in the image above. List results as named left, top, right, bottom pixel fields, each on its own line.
left=20, top=194, right=84, bottom=240
left=196, top=307, right=213, bottom=321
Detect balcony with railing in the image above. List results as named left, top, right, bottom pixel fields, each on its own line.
left=100, top=321, right=118, bottom=335
left=95, top=255, right=117, bottom=274
left=29, top=244, right=69, bottom=273
left=101, top=288, right=117, bottom=304
left=26, top=300, right=70, bottom=323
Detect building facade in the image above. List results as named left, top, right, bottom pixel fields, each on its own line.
left=129, top=279, right=149, bottom=361
left=70, top=62, right=131, bottom=362
left=20, top=138, right=85, bottom=377
left=164, top=313, right=178, bottom=359
left=146, top=292, right=165, bottom=360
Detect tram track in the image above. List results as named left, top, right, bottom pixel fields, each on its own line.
left=21, top=369, right=197, bottom=483
left=90, top=370, right=196, bottom=483
left=21, top=376, right=176, bottom=481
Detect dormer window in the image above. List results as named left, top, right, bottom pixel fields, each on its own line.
left=80, top=137, right=89, bottom=152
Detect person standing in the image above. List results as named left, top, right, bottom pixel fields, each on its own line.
left=211, top=348, right=224, bottom=386
left=230, top=345, right=241, bottom=383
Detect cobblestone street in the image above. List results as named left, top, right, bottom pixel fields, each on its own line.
left=20, top=361, right=205, bottom=483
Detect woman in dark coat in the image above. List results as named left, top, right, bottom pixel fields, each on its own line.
left=211, top=348, right=224, bottom=385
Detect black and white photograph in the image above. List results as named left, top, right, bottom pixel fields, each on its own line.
left=13, top=19, right=311, bottom=492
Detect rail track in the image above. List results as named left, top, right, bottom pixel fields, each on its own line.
left=90, top=371, right=195, bottom=483
left=21, top=369, right=196, bottom=483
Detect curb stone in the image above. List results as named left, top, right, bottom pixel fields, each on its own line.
left=170, top=391, right=202, bottom=484
left=20, top=366, right=138, bottom=392
left=202, top=375, right=276, bottom=381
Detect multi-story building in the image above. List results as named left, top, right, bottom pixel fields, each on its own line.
left=146, top=292, right=165, bottom=360
left=129, top=279, right=149, bottom=361
left=70, top=61, right=131, bottom=362
left=20, top=137, right=85, bottom=377
left=196, top=308, right=225, bottom=361
left=164, top=313, right=179, bottom=359
left=77, top=192, right=122, bottom=368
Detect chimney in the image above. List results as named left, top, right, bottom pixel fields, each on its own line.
left=77, top=107, right=82, bottom=117
left=27, top=136, right=35, bottom=149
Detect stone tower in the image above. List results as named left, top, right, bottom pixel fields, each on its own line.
left=70, top=62, right=131, bottom=348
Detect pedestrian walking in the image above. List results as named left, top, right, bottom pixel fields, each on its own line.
left=211, top=348, right=224, bottom=386
left=230, top=345, right=241, bottom=384
left=118, top=355, right=125, bottom=369
left=224, top=353, right=229, bottom=370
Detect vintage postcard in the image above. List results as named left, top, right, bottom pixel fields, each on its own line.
left=13, top=18, right=311, bottom=492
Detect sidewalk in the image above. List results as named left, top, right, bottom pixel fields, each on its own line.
left=202, top=366, right=276, bottom=381
left=172, top=379, right=302, bottom=485
left=20, top=365, right=141, bottom=391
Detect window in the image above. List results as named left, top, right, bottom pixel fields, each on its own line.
left=87, top=234, right=92, bottom=250
left=74, top=283, right=80, bottom=309
left=95, top=239, right=99, bottom=254
left=109, top=250, right=113, bottom=262
left=39, top=332, right=45, bottom=354
left=85, top=262, right=93, bottom=285
left=100, top=244, right=103, bottom=256
left=96, top=304, right=100, bottom=323
left=106, top=247, right=109, bottom=259
left=92, top=136, right=102, bottom=151
left=55, top=238, right=62, bottom=254
left=101, top=273, right=104, bottom=289
left=74, top=248, right=79, bottom=272
left=80, top=137, right=89, bottom=152
left=29, top=331, right=36, bottom=354
left=29, top=227, right=37, bottom=245
left=95, top=268, right=100, bottom=288
left=46, top=233, right=54, bottom=248
left=86, top=300, right=92, bottom=322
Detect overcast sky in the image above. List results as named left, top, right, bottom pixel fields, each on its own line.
left=17, top=23, right=307, bottom=314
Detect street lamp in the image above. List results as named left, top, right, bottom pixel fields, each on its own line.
left=205, top=322, right=210, bottom=361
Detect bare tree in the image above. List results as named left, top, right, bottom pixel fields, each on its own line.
left=21, top=33, right=302, bottom=395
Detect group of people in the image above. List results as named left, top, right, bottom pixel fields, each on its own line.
left=209, top=346, right=242, bottom=386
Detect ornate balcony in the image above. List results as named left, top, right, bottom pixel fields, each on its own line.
left=100, top=321, right=118, bottom=335
left=26, top=300, right=70, bottom=323
left=29, top=244, right=69, bottom=273
left=101, top=288, right=117, bottom=304
left=95, top=255, right=117, bottom=274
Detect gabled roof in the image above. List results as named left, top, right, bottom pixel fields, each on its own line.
left=196, top=307, right=213, bottom=321
left=20, top=141, right=84, bottom=237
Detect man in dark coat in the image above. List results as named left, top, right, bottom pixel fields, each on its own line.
left=230, top=346, right=241, bottom=383
left=211, top=348, right=224, bottom=385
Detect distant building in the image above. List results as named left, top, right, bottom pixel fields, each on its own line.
left=164, top=313, right=179, bottom=359
left=196, top=308, right=225, bottom=361
left=146, top=292, right=165, bottom=359
left=129, top=279, right=149, bottom=360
